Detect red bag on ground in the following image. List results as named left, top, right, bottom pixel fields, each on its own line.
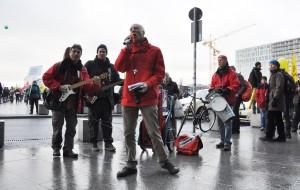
left=241, top=80, right=252, bottom=102
left=175, top=134, right=203, bottom=155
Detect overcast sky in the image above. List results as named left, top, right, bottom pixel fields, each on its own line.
left=1, top=0, right=300, bottom=87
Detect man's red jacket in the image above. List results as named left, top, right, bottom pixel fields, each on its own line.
left=114, top=39, right=165, bottom=107
left=210, top=67, right=240, bottom=106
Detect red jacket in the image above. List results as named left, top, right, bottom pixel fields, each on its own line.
left=210, top=67, right=240, bottom=106
left=42, top=62, right=98, bottom=113
left=255, top=83, right=269, bottom=109
left=114, top=39, right=165, bottom=107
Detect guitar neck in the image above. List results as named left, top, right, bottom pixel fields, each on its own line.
left=101, top=81, right=123, bottom=91
left=70, top=80, right=91, bottom=90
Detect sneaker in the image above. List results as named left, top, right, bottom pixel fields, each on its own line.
left=117, top=167, right=137, bottom=178
left=216, top=142, right=224, bottom=149
left=63, top=151, right=78, bottom=159
left=105, top=143, right=116, bottom=152
left=92, top=143, right=100, bottom=151
left=260, top=127, right=265, bottom=131
left=259, top=137, right=273, bottom=142
left=161, top=161, right=180, bottom=175
left=223, top=144, right=231, bottom=151
left=53, top=149, right=60, bottom=157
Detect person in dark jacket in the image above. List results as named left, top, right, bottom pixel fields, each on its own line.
left=43, top=44, right=101, bottom=158
left=230, top=66, right=247, bottom=134
left=85, top=44, right=122, bottom=152
left=115, top=23, right=179, bottom=177
left=255, top=76, right=269, bottom=131
left=292, top=76, right=300, bottom=133
left=248, top=62, right=262, bottom=114
left=29, top=81, right=41, bottom=114
left=260, top=60, right=286, bottom=142
left=210, top=55, right=240, bottom=151
left=162, top=72, right=180, bottom=98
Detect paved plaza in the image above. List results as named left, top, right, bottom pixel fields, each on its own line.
left=1, top=103, right=300, bottom=190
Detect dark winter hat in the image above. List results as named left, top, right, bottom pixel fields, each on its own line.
left=269, top=60, right=280, bottom=67
left=255, top=62, right=261, bottom=67
left=97, top=44, right=107, bottom=54
left=218, top=55, right=227, bottom=60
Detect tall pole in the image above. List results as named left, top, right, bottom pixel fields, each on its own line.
left=193, top=8, right=197, bottom=133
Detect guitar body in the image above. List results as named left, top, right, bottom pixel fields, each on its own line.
left=59, top=89, right=76, bottom=102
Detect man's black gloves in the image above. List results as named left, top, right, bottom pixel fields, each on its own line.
left=271, top=98, right=278, bottom=107
left=217, top=88, right=230, bottom=96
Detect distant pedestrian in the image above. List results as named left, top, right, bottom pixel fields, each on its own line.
left=29, top=81, right=41, bottom=114
left=292, top=75, right=300, bottom=133
left=260, top=60, right=286, bottom=142
left=255, top=76, right=269, bottom=131
left=230, top=66, right=247, bottom=134
left=248, top=62, right=262, bottom=114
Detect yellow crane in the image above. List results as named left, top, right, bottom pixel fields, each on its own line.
left=202, top=24, right=256, bottom=76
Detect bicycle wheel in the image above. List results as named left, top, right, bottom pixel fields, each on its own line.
left=193, top=106, right=206, bottom=128
left=199, top=108, right=216, bottom=132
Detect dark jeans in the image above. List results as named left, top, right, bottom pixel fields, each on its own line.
left=29, top=98, right=39, bottom=114
left=292, top=103, right=300, bottom=131
left=283, top=96, right=293, bottom=134
left=232, top=97, right=242, bottom=133
left=51, top=109, right=77, bottom=152
left=88, top=98, right=113, bottom=144
left=266, top=111, right=285, bottom=139
left=252, top=100, right=260, bottom=114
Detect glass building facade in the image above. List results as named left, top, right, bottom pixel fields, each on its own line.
left=236, top=37, right=300, bottom=79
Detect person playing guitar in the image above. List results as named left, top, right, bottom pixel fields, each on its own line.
left=43, top=44, right=102, bottom=158
left=84, top=44, right=123, bottom=152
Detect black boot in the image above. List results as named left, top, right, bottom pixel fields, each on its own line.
left=161, top=160, right=180, bottom=175
left=63, top=150, right=78, bottom=159
left=53, top=149, right=60, bottom=157
left=117, top=167, right=137, bottom=178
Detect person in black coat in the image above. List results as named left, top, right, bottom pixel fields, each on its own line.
left=248, top=61, right=262, bottom=114
left=85, top=44, right=122, bottom=152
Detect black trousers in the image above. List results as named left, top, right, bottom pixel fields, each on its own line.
left=284, top=96, right=293, bottom=134
left=266, top=111, right=285, bottom=139
left=52, top=108, right=77, bottom=152
left=88, top=98, right=113, bottom=144
left=292, top=103, right=300, bottom=131
left=232, top=97, right=242, bottom=132
left=29, top=98, right=39, bottom=114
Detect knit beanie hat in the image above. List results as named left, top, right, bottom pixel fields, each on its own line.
left=97, top=44, right=108, bottom=54
left=255, top=61, right=261, bottom=67
left=269, top=60, right=280, bottom=67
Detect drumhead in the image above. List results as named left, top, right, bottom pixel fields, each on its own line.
left=211, top=96, right=227, bottom=111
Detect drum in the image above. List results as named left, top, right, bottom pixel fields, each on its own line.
left=206, top=91, right=235, bottom=123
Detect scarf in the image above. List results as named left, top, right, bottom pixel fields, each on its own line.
left=216, top=63, right=229, bottom=76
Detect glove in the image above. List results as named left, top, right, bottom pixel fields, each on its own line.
left=59, top=85, right=70, bottom=93
left=271, top=98, right=278, bottom=107
left=138, top=82, right=148, bottom=93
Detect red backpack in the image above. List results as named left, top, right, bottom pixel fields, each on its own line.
left=241, top=80, right=252, bottom=102
left=175, top=134, right=203, bottom=155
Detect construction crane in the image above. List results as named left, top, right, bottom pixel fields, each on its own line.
left=202, top=24, right=256, bottom=76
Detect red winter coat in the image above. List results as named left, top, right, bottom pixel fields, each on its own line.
left=255, top=84, right=269, bottom=109
left=114, top=39, right=165, bottom=107
left=210, top=67, right=240, bottom=106
left=42, top=62, right=98, bottom=113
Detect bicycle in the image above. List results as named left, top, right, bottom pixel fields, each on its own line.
left=177, top=94, right=216, bottom=137
left=162, top=95, right=176, bottom=152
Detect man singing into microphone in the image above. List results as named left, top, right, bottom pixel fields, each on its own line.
left=115, top=24, right=179, bottom=177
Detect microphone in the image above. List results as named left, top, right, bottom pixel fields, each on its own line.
left=123, top=36, right=131, bottom=45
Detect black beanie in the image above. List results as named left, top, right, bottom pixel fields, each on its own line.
left=255, top=61, right=261, bottom=67
left=97, top=44, right=108, bottom=54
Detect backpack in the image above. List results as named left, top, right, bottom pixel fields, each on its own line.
left=175, top=134, right=203, bottom=155
left=282, top=71, right=296, bottom=94
left=241, top=80, right=252, bottom=102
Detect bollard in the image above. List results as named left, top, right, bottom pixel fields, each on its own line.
left=0, top=120, right=4, bottom=148
left=38, top=104, right=49, bottom=115
left=77, top=118, right=103, bottom=142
